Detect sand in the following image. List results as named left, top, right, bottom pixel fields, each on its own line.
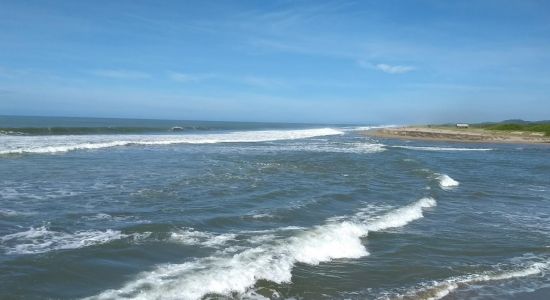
left=363, top=126, right=550, bottom=144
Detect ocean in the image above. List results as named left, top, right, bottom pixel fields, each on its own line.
left=0, top=116, right=549, bottom=299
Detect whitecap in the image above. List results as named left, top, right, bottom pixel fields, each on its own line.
left=0, top=128, right=344, bottom=155
left=88, top=198, right=436, bottom=300
left=168, top=228, right=237, bottom=248
left=437, top=174, right=460, bottom=190
left=392, top=145, right=493, bottom=151
left=0, top=225, right=127, bottom=255
left=347, top=125, right=400, bottom=131
left=259, top=142, right=386, bottom=154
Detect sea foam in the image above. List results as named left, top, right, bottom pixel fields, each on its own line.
left=168, top=228, right=237, bottom=248
left=0, top=226, right=126, bottom=255
left=0, top=128, right=344, bottom=155
left=393, top=259, right=549, bottom=300
left=437, top=174, right=460, bottom=190
left=89, top=198, right=436, bottom=300
left=392, top=145, right=493, bottom=152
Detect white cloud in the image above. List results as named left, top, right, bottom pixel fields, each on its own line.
left=375, top=63, right=415, bottom=74
left=168, top=72, right=285, bottom=88
left=91, top=69, right=151, bottom=79
left=168, top=72, right=214, bottom=83
left=358, top=61, right=415, bottom=74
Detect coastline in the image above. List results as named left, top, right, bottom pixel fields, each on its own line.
left=363, top=126, right=550, bottom=144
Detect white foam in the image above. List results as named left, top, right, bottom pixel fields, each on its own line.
left=0, top=128, right=344, bottom=155
left=0, top=225, right=128, bottom=255
left=392, top=145, right=493, bottom=151
left=168, top=228, right=237, bottom=248
left=81, top=213, right=150, bottom=224
left=0, top=186, right=79, bottom=200
left=347, top=125, right=400, bottom=131
left=364, top=197, right=436, bottom=231
left=258, top=141, right=386, bottom=154
left=89, top=198, right=436, bottom=300
left=351, top=142, right=386, bottom=153
left=395, top=259, right=550, bottom=300
left=250, top=213, right=274, bottom=219
left=437, top=174, right=460, bottom=190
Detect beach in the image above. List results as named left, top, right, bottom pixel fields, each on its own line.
left=364, top=126, right=550, bottom=144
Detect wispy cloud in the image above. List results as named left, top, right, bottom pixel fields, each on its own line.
left=239, top=76, right=286, bottom=88
left=168, top=71, right=286, bottom=88
left=358, top=61, right=415, bottom=74
left=91, top=69, right=151, bottom=79
left=168, top=71, right=214, bottom=83
left=375, top=63, right=415, bottom=74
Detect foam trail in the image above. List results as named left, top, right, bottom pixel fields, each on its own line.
left=0, top=226, right=126, bottom=254
left=392, top=145, right=492, bottom=152
left=437, top=174, right=459, bottom=190
left=266, top=142, right=386, bottom=154
left=0, top=128, right=344, bottom=155
left=393, top=259, right=549, bottom=300
left=88, top=198, right=436, bottom=300
left=168, top=228, right=237, bottom=248
left=348, top=125, right=399, bottom=131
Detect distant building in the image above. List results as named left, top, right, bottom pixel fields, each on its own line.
left=456, top=123, right=469, bottom=128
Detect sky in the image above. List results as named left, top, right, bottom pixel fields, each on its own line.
left=0, top=0, right=549, bottom=124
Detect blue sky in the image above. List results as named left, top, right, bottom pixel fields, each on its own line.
left=1, top=0, right=549, bottom=124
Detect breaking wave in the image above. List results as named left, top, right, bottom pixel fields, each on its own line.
left=0, top=128, right=344, bottom=155
left=437, top=174, right=460, bottom=190
left=88, top=198, right=436, bottom=300
left=168, top=228, right=237, bottom=248
left=346, top=125, right=399, bottom=131
left=392, top=145, right=493, bottom=151
left=260, top=141, right=386, bottom=154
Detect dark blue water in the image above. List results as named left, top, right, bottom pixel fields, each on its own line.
left=0, top=117, right=549, bottom=299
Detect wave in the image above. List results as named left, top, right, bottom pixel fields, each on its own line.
left=0, top=225, right=146, bottom=255
left=392, top=145, right=493, bottom=151
left=0, top=128, right=344, bottom=155
left=262, top=141, right=386, bottom=154
left=168, top=228, right=237, bottom=248
left=0, top=126, right=206, bottom=136
left=88, top=197, right=436, bottom=300
left=0, top=186, right=79, bottom=200
left=437, top=174, right=460, bottom=190
left=345, top=125, right=400, bottom=131
left=391, top=259, right=549, bottom=300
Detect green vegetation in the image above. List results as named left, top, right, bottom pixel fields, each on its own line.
left=478, top=123, right=550, bottom=136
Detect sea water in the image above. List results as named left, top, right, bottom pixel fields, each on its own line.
left=0, top=116, right=549, bottom=299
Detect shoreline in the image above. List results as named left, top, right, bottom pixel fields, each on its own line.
left=363, top=126, right=550, bottom=144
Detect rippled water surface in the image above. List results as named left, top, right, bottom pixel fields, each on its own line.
left=1, top=117, right=549, bottom=299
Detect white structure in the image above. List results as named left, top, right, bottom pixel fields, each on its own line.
left=456, top=123, right=469, bottom=128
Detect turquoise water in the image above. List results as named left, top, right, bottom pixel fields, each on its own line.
left=0, top=116, right=549, bottom=299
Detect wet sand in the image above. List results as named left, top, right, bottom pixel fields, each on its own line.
left=363, top=126, right=550, bottom=144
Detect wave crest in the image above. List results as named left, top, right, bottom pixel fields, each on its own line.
left=437, top=174, right=460, bottom=190
left=0, top=128, right=344, bottom=155
left=89, top=198, right=436, bottom=300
